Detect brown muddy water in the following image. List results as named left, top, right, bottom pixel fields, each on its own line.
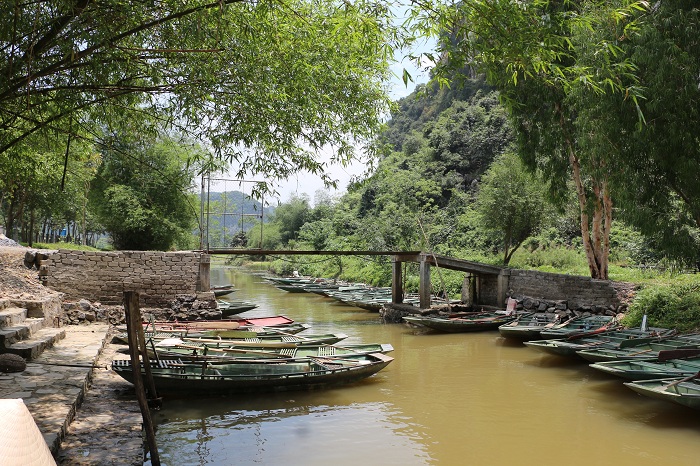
left=146, top=267, right=700, bottom=466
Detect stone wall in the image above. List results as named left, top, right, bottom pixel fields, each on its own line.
left=43, top=250, right=208, bottom=306
left=506, top=269, right=635, bottom=314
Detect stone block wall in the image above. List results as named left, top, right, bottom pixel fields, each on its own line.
left=506, top=269, right=635, bottom=314
left=43, top=250, right=206, bottom=306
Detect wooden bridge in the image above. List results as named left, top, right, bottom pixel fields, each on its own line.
left=202, top=249, right=509, bottom=309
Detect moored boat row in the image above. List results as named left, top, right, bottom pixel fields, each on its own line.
left=112, top=310, right=394, bottom=396
left=401, top=301, right=700, bottom=411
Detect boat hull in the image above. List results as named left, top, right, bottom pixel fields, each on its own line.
left=404, top=313, right=519, bottom=333
left=624, top=377, right=700, bottom=410
left=111, top=353, right=393, bottom=396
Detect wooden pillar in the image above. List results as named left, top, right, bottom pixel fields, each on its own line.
left=391, top=256, right=403, bottom=304
left=197, top=253, right=210, bottom=292
left=419, top=256, right=431, bottom=309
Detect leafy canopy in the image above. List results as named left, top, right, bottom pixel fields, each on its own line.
left=1, top=0, right=402, bottom=193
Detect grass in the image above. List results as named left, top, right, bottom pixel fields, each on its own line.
left=28, top=241, right=105, bottom=251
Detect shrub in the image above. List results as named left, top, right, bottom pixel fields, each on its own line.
left=623, top=282, right=700, bottom=332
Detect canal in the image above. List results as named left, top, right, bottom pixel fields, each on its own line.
left=146, top=267, right=700, bottom=465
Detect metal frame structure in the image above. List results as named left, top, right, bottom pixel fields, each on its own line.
left=199, top=174, right=266, bottom=251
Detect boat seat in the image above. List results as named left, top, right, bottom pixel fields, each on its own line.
left=318, top=347, right=337, bottom=356
left=279, top=348, right=297, bottom=356
left=282, top=336, right=300, bottom=342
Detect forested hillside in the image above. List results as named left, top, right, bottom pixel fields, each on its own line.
left=251, top=75, right=569, bottom=288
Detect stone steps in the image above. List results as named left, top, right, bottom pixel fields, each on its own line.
left=0, top=305, right=65, bottom=360
left=0, top=306, right=27, bottom=328
left=3, top=327, right=67, bottom=359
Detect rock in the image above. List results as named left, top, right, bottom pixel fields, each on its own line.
left=23, top=251, right=36, bottom=269
left=78, top=299, right=92, bottom=311
left=0, top=353, right=27, bottom=373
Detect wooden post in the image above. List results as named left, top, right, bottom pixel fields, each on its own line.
left=197, top=253, right=211, bottom=292
left=391, top=256, right=403, bottom=304
left=124, top=291, right=161, bottom=466
left=419, top=256, right=431, bottom=309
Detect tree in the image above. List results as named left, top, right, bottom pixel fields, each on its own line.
left=599, top=3, right=700, bottom=265
left=474, top=152, right=552, bottom=265
left=1, top=0, right=400, bottom=193
left=89, top=135, right=200, bottom=250
left=410, top=0, right=648, bottom=278
left=270, top=195, right=312, bottom=246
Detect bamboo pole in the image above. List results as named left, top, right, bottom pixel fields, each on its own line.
left=124, top=291, right=161, bottom=466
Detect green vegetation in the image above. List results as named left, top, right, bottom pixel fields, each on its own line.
left=30, top=242, right=103, bottom=252
left=1, top=0, right=402, bottom=250
left=3, top=2, right=699, bottom=329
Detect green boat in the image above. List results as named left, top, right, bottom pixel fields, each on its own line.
left=403, top=311, right=523, bottom=333
left=538, top=314, right=617, bottom=339
left=624, top=374, right=700, bottom=410
left=590, top=357, right=700, bottom=380
left=498, top=313, right=567, bottom=341
left=217, top=300, right=258, bottom=316
left=149, top=339, right=394, bottom=361
left=523, top=327, right=675, bottom=358
left=211, top=285, right=236, bottom=297
left=576, top=332, right=700, bottom=362
left=111, top=352, right=394, bottom=396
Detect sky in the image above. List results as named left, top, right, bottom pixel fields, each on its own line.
left=213, top=29, right=436, bottom=207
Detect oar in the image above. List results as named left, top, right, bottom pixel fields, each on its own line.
left=627, top=348, right=655, bottom=357
left=566, top=326, right=613, bottom=341
left=618, top=331, right=680, bottom=349
left=663, top=370, right=700, bottom=391
left=164, top=342, right=293, bottom=359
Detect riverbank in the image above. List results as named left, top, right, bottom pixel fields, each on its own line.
left=0, top=244, right=144, bottom=464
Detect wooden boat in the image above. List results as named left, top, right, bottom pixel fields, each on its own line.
left=110, top=353, right=394, bottom=396
left=217, top=300, right=258, bottom=316
left=590, top=357, right=700, bottom=380
left=624, top=374, right=700, bottom=410
left=211, top=285, right=236, bottom=297
left=403, top=311, right=523, bottom=333
left=523, top=327, right=675, bottom=358
left=576, top=332, right=700, bottom=362
left=141, top=315, right=298, bottom=331
left=538, top=314, right=617, bottom=339
left=149, top=339, right=394, bottom=361
left=114, top=329, right=345, bottom=346
left=498, top=313, right=567, bottom=340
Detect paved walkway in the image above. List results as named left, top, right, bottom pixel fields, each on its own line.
left=0, top=324, right=144, bottom=465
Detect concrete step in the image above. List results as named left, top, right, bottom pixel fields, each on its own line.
left=0, top=307, right=28, bottom=329
left=3, top=327, right=67, bottom=359
left=0, top=317, right=46, bottom=347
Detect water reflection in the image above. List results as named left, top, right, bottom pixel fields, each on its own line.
left=144, top=266, right=700, bottom=466
left=149, top=391, right=431, bottom=466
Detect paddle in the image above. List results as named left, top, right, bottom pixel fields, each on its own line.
left=657, top=348, right=700, bottom=362
left=566, top=326, right=613, bottom=341
left=618, top=331, right=680, bottom=349
left=165, top=342, right=293, bottom=359
left=663, top=370, right=700, bottom=390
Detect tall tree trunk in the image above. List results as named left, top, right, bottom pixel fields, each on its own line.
left=28, top=207, right=35, bottom=246
left=566, top=143, right=611, bottom=279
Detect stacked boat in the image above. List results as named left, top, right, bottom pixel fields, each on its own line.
left=403, top=310, right=524, bottom=333
left=264, top=275, right=448, bottom=311
left=511, top=318, right=700, bottom=410
left=111, top=315, right=394, bottom=397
